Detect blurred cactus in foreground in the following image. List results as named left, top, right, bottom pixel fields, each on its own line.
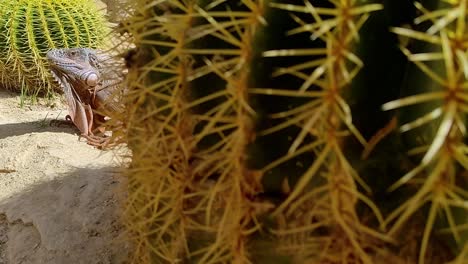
left=112, top=0, right=468, bottom=263
left=0, top=0, right=110, bottom=101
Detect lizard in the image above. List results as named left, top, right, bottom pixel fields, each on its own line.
left=46, top=48, right=123, bottom=147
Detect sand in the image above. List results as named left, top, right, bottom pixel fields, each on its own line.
left=0, top=90, right=129, bottom=263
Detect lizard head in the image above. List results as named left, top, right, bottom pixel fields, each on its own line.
left=47, top=48, right=101, bottom=88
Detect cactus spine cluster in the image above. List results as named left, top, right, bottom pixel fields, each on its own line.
left=385, top=0, right=468, bottom=262
left=0, top=0, right=110, bottom=100
left=114, top=0, right=468, bottom=263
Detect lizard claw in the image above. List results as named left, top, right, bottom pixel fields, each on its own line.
left=80, top=133, right=113, bottom=149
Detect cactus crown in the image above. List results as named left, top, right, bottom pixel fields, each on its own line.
left=0, top=0, right=110, bottom=102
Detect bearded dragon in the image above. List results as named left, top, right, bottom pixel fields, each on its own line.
left=46, top=48, right=123, bottom=147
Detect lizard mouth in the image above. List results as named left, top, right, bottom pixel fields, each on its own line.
left=49, top=66, right=84, bottom=107
left=49, top=69, right=70, bottom=91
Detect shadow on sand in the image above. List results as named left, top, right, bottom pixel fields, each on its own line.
left=0, top=166, right=129, bottom=264
left=0, top=120, right=78, bottom=140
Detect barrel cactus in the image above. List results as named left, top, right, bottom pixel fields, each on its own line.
left=113, top=0, right=468, bottom=263
left=0, top=0, right=110, bottom=101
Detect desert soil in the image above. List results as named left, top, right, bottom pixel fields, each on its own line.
left=0, top=90, right=129, bottom=264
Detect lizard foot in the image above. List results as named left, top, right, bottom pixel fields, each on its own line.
left=79, top=134, right=113, bottom=149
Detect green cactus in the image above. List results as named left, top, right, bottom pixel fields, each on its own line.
left=0, top=0, right=110, bottom=102
left=112, top=0, right=468, bottom=263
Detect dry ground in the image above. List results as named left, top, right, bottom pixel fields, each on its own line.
left=0, top=90, right=129, bottom=263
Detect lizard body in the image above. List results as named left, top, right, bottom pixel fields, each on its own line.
left=46, top=48, right=123, bottom=146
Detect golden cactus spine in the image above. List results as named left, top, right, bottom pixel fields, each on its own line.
left=113, top=0, right=468, bottom=263
left=384, top=1, right=468, bottom=262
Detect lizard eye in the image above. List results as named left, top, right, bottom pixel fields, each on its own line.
left=89, top=55, right=100, bottom=68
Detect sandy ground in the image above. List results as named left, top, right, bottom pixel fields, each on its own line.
left=0, top=90, right=129, bottom=263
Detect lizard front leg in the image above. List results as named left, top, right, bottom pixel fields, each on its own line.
left=79, top=103, right=112, bottom=147
left=71, top=102, right=93, bottom=137
left=69, top=101, right=102, bottom=144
